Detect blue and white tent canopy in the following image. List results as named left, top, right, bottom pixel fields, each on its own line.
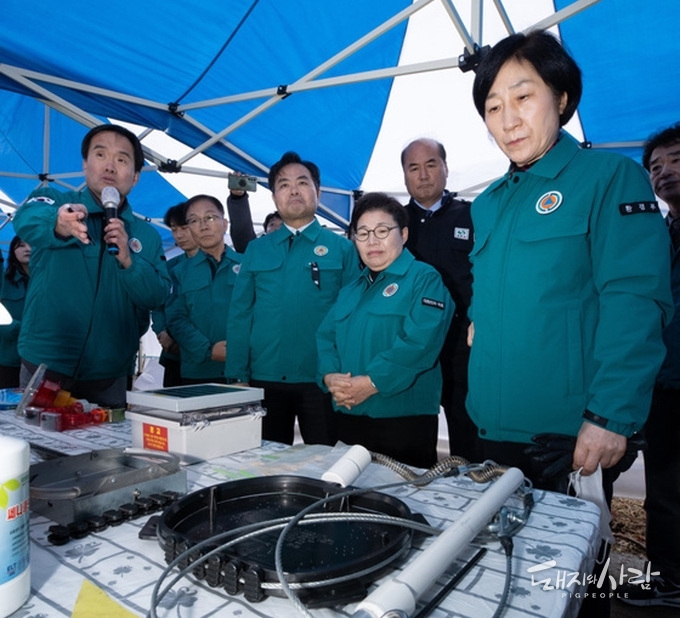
left=0, top=0, right=677, bottom=244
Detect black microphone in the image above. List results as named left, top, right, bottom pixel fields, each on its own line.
left=101, top=186, right=121, bottom=255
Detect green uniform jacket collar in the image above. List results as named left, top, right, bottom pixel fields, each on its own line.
left=192, top=245, right=241, bottom=267
left=361, top=247, right=415, bottom=284
left=274, top=218, right=323, bottom=247
left=488, top=131, right=581, bottom=193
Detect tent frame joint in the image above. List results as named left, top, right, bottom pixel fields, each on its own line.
left=167, top=102, right=184, bottom=117
left=159, top=159, right=182, bottom=173
left=276, top=84, right=292, bottom=99
left=457, top=44, right=490, bottom=73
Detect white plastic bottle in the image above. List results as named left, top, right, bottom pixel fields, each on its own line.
left=0, top=436, right=30, bottom=617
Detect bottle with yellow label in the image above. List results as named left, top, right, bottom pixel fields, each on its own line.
left=0, top=435, right=30, bottom=617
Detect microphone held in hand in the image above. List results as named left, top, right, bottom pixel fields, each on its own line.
left=101, top=186, right=121, bottom=255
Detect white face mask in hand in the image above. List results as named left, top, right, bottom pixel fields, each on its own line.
left=568, top=465, right=615, bottom=547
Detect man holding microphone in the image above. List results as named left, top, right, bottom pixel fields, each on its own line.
left=13, top=124, right=170, bottom=408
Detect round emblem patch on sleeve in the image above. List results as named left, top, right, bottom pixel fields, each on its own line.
left=128, top=238, right=143, bottom=253
left=535, top=191, right=563, bottom=215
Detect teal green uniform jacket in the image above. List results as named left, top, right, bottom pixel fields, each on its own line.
left=0, top=270, right=28, bottom=367
left=151, top=252, right=188, bottom=363
left=226, top=220, right=359, bottom=383
left=12, top=187, right=171, bottom=380
left=467, top=132, right=674, bottom=442
left=317, top=249, right=453, bottom=418
left=167, top=248, right=241, bottom=380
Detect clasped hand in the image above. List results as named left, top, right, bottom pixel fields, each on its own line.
left=323, top=372, right=378, bottom=410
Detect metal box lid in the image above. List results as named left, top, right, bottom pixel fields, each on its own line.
left=126, top=383, right=264, bottom=412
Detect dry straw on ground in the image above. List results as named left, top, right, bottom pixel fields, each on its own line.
left=611, top=497, right=646, bottom=558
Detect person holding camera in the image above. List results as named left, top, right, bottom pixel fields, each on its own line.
left=226, top=171, right=259, bottom=251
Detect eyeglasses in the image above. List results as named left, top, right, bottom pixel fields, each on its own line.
left=353, top=225, right=399, bottom=242
left=187, top=214, right=222, bottom=227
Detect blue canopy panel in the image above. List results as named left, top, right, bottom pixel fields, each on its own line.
left=1, top=0, right=411, bottom=224
left=0, top=90, right=186, bottom=249
left=556, top=0, right=680, bottom=164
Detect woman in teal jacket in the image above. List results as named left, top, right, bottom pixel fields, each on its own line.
left=468, top=31, right=672, bottom=482
left=317, top=193, right=453, bottom=468
left=0, top=236, right=30, bottom=387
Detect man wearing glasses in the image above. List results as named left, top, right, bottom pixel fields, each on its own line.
left=166, top=194, right=241, bottom=384
left=226, top=152, right=359, bottom=445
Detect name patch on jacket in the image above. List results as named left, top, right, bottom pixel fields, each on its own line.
left=454, top=227, right=470, bottom=240
left=619, top=201, right=659, bottom=216
left=422, top=297, right=445, bottom=310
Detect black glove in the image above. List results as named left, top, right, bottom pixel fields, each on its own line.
left=525, top=433, right=576, bottom=489
left=525, top=432, right=646, bottom=491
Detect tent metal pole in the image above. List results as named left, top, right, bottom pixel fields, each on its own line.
left=524, top=0, right=601, bottom=33
left=470, top=0, right=484, bottom=45
left=175, top=114, right=271, bottom=173
left=491, top=0, right=515, bottom=36
left=0, top=64, right=167, bottom=112
left=439, top=0, right=476, bottom=53
left=0, top=65, right=101, bottom=128
left=179, top=56, right=461, bottom=113
left=42, top=105, right=50, bottom=179
left=590, top=141, right=645, bottom=149
left=175, top=0, right=437, bottom=166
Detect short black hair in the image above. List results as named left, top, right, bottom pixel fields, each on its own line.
left=349, top=192, right=409, bottom=236
left=400, top=139, right=447, bottom=167
left=642, top=123, right=680, bottom=171
left=268, top=151, right=320, bottom=192
left=163, top=203, right=188, bottom=227
left=263, top=211, right=283, bottom=232
left=81, top=124, right=145, bottom=172
left=183, top=194, right=224, bottom=216
left=472, top=30, right=582, bottom=126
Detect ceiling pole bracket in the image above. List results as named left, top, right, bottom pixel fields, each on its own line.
left=167, top=102, right=184, bottom=117
left=457, top=44, right=490, bottom=73
left=159, top=159, right=182, bottom=173
left=276, top=84, right=291, bottom=99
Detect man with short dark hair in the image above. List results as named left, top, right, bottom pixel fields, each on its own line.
left=13, top=124, right=170, bottom=407
left=226, top=151, right=359, bottom=445
left=619, top=124, right=680, bottom=607
left=401, top=138, right=476, bottom=460
left=167, top=195, right=242, bottom=384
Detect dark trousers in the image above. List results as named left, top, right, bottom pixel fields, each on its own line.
left=0, top=364, right=20, bottom=389
left=440, top=320, right=478, bottom=461
left=160, top=355, right=183, bottom=388
left=336, top=412, right=438, bottom=469
left=643, top=386, right=680, bottom=582
left=20, top=360, right=128, bottom=408
left=478, top=438, right=620, bottom=618
left=251, top=380, right=337, bottom=446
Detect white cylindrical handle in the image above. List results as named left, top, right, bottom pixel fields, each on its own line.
left=353, top=467, right=525, bottom=618
left=321, top=444, right=372, bottom=487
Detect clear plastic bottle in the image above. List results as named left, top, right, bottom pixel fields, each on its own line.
left=0, top=436, right=30, bottom=617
